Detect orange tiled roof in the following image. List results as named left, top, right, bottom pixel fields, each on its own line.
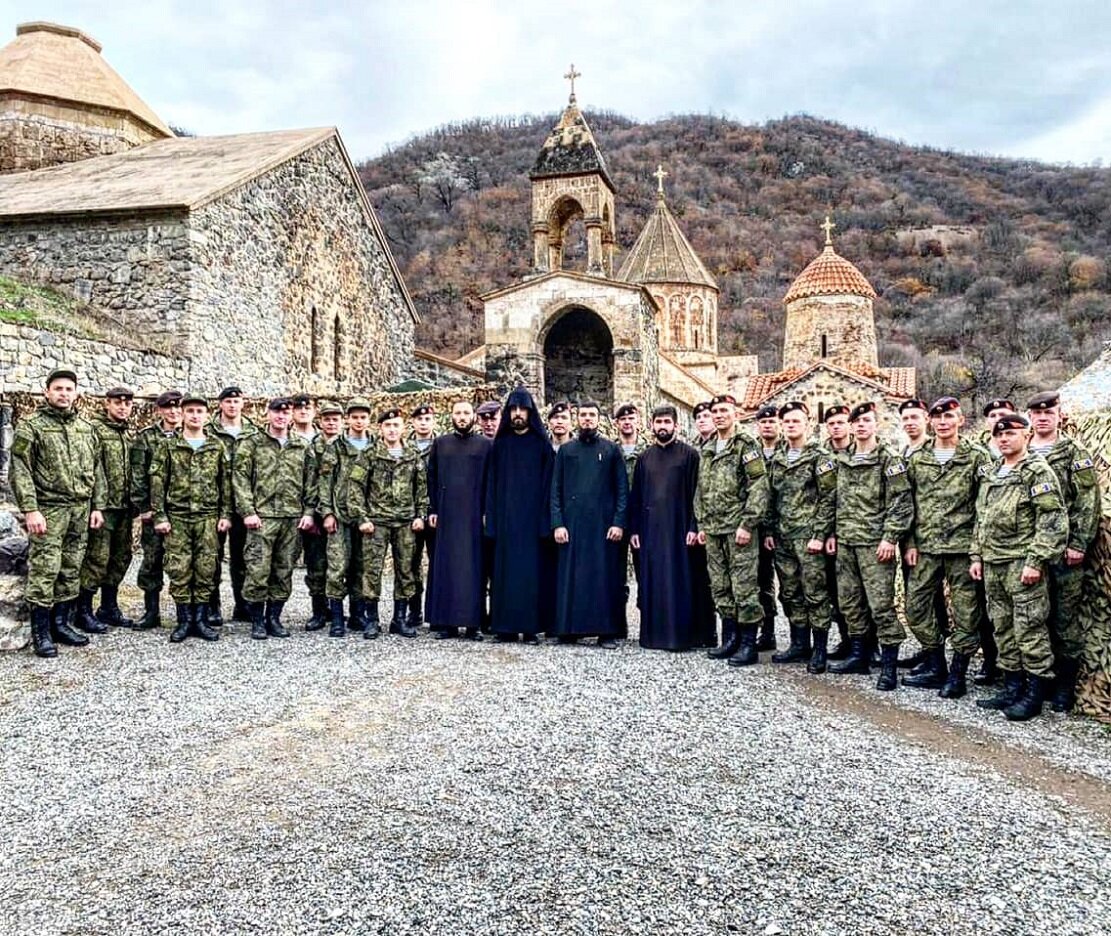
left=783, top=245, right=877, bottom=304
left=740, top=360, right=915, bottom=412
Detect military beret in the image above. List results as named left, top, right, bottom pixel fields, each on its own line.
left=155, top=390, right=183, bottom=408
left=693, top=401, right=713, bottom=417
left=929, top=396, right=961, bottom=416
left=898, top=398, right=928, bottom=414
left=778, top=401, right=808, bottom=419
left=217, top=386, right=243, bottom=401
left=345, top=397, right=372, bottom=414
left=476, top=400, right=501, bottom=416
left=105, top=386, right=134, bottom=400
left=710, top=394, right=737, bottom=407
left=180, top=393, right=209, bottom=408
left=614, top=402, right=638, bottom=419
left=547, top=401, right=570, bottom=419
left=290, top=394, right=313, bottom=407
left=411, top=404, right=434, bottom=418
left=267, top=397, right=293, bottom=412
left=378, top=408, right=402, bottom=423
left=317, top=400, right=344, bottom=416
left=824, top=405, right=851, bottom=422
left=849, top=401, right=877, bottom=423
left=982, top=398, right=1015, bottom=417
left=1027, top=391, right=1060, bottom=411
left=45, top=367, right=78, bottom=386
left=993, top=414, right=1030, bottom=435
left=755, top=405, right=780, bottom=420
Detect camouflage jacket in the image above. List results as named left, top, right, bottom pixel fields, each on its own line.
left=232, top=431, right=311, bottom=519
left=347, top=440, right=429, bottom=525
left=130, top=423, right=178, bottom=513
left=11, top=405, right=105, bottom=511
left=317, top=435, right=371, bottom=524
left=619, top=437, right=649, bottom=490
left=768, top=442, right=837, bottom=542
left=207, top=416, right=260, bottom=514
left=1037, top=435, right=1102, bottom=553
left=695, top=430, right=770, bottom=535
left=90, top=411, right=133, bottom=512
left=906, top=437, right=993, bottom=554
left=971, top=452, right=1067, bottom=567
left=304, top=432, right=342, bottom=516
left=150, top=434, right=230, bottom=524
left=833, top=443, right=913, bottom=546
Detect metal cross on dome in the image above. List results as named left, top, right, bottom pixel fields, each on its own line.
left=821, top=214, right=836, bottom=246
left=654, top=165, right=669, bottom=195
left=564, top=64, right=581, bottom=100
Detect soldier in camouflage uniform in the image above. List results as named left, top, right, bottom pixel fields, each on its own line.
left=1026, top=390, right=1102, bottom=712
left=11, top=368, right=106, bottom=658
left=902, top=397, right=993, bottom=697
left=763, top=402, right=836, bottom=673
left=319, top=398, right=374, bottom=636
left=292, top=394, right=330, bottom=631
left=150, top=394, right=231, bottom=643
left=130, top=389, right=183, bottom=629
left=821, top=404, right=855, bottom=660
left=348, top=408, right=429, bottom=639
left=754, top=404, right=782, bottom=652
left=75, top=386, right=136, bottom=634
left=233, top=398, right=314, bottom=640
left=408, top=404, right=437, bottom=628
left=615, top=401, right=647, bottom=640
left=972, top=414, right=1068, bottom=722
left=828, top=401, right=913, bottom=690
left=697, top=393, right=770, bottom=667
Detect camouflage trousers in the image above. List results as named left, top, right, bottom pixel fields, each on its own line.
left=301, top=524, right=328, bottom=597
left=774, top=537, right=830, bottom=632
left=137, top=518, right=167, bottom=592
left=836, top=544, right=904, bottom=646
left=361, top=522, right=417, bottom=600
left=983, top=559, right=1054, bottom=678
left=1048, top=560, right=1087, bottom=661
left=906, top=552, right=983, bottom=654
left=325, top=523, right=365, bottom=600
left=704, top=533, right=761, bottom=625
left=758, top=538, right=778, bottom=628
left=243, top=517, right=301, bottom=603
left=164, top=515, right=220, bottom=603
left=213, top=514, right=248, bottom=604
left=25, top=502, right=90, bottom=608
left=79, top=508, right=133, bottom=590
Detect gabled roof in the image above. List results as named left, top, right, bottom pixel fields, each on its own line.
left=784, top=244, right=877, bottom=304
left=529, top=99, right=614, bottom=190
left=0, top=22, right=172, bottom=138
left=618, top=193, right=717, bottom=289
left=480, top=269, right=657, bottom=305
left=740, top=360, right=914, bottom=412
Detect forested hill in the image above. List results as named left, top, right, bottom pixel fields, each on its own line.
left=358, top=112, right=1111, bottom=402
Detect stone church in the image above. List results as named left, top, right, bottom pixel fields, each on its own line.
left=0, top=21, right=416, bottom=397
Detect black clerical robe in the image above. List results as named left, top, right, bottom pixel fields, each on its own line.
left=550, top=434, right=628, bottom=637
left=425, top=431, right=490, bottom=630
left=628, top=440, right=701, bottom=650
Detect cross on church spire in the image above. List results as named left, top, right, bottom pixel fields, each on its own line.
left=564, top=64, right=581, bottom=101
left=653, top=165, right=668, bottom=196
left=821, top=214, right=836, bottom=247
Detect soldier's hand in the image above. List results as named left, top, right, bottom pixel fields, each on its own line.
left=359, top=521, right=375, bottom=535
left=606, top=526, right=623, bottom=542
left=904, top=547, right=919, bottom=567
left=217, top=519, right=231, bottom=533
left=735, top=526, right=752, bottom=547
left=244, top=514, right=262, bottom=530
left=297, top=514, right=315, bottom=532
left=323, top=515, right=338, bottom=534
left=1066, top=547, right=1086, bottom=567
left=764, top=536, right=776, bottom=551
left=631, top=534, right=641, bottom=549
left=969, top=561, right=983, bottom=581
left=139, top=511, right=153, bottom=523
left=825, top=536, right=837, bottom=556
left=428, top=514, right=438, bottom=529
left=697, top=531, right=706, bottom=546
left=412, top=518, right=425, bottom=532
left=554, top=526, right=569, bottom=544
left=876, top=540, right=896, bottom=563
left=685, top=532, right=699, bottom=547
left=90, top=510, right=105, bottom=530
left=154, top=521, right=171, bottom=535
left=25, top=510, right=46, bottom=535
left=806, top=538, right=824, bottom=555
left=1020, top=565, right=1042, bottom=585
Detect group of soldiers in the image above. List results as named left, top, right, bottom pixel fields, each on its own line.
left=10, top=368, right=1098, bottom=723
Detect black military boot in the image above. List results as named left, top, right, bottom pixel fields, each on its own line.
left=867, top=625, right=881, bottom=667
left=1050, top=657, right=1081, bottom=713
left=828, top=617, right=851, bottom=660
left=208, top=592, right=224, bottom=627
left=390, top=599, right=418, bottom=638
left=30, top=606, right=57, bottom=658
left=363, top=600, right=381, bottom=639
left=136, top=590, right=162, bottom=630
left=96, top=585, right=135, bottom=629
left=972, top=655, right=1000, bottom=686
left=727, top=623, right=759, bottom=667
left=328, top=599, right=346, bottom=638
left=170, top=603, right=192, bottom=643
left=305, top=594, right=327, bottom=632
left=939, top=652, right=971, bottom=699
left=973, top=618, right=999, bottom=685
left=1005, top=673, right=1045, bottom=722
left=771, top=625, right=810, bottom=663
left=875, top=645, right=900, bottom=691
left=408, top=592, right=424, bottom=629
left=829, top=636, right=870, bottom=675
left=193, top=604, right=219, bottom=642
left=902, top=646, right=949, bottom=689
left=707, top=617, right=738, bottom=659
left=232, top=592, right=251, bottom=623
left=976, top=670, right=1023, bottom=710
left=347, top=597, right=366, bottom=632
left=756, top=617, right=777, bottom=652
left=897, top=646, right=930, bottom=670
left=74, top=588, right=108, bottom=634
left=265, top=600, right=290, bottom=638
left=249, top=602, right=268, bottom=640
left=807, top=628, right=829, bottom=674
left=52, top=602, right=89, bottom=647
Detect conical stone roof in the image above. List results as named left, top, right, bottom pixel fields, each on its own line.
left=529, top=99, right=613, bottom=189
left=784, top=244, right=876, bottom=304
left=618, top=193, right=716, bottom=289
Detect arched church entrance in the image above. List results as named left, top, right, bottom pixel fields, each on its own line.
left=542, top=306, right=614, bottom=408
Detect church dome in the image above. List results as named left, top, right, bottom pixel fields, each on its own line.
left=618, top=191, right=716, bottom=289
left=784, top=244, right=876, bottom=304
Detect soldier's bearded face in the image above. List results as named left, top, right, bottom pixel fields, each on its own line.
left=320, top=414, right=343, bottom=437
left=348, top=411, right=371, bottom=434
left=381, top=417, right=404, bottom=444
left=183, top=405, right=208, bottom=430
left=106, top=397, right=134, bottom=422
left=45, top=378, right=76, bottom=410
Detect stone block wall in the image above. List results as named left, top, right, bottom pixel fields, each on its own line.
left=405, top=350, right=484, bottom=389
left=783, top=294, right=878, bottom=371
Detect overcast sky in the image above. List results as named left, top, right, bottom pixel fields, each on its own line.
left=8, top=0, right=1111, bottom=165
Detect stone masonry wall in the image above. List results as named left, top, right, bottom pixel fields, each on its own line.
left=782, top=294, right=878, bottom=372
left=404, top=351, right=484, bottom=389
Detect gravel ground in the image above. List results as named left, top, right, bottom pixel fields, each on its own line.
left=2, top=572, right=1111, bottom=936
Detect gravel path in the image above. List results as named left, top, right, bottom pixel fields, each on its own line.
left=2, top=575, right=1111, bottom=935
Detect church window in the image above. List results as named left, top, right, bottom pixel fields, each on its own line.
left=669, top=295, right=686, bottom=347
left=310, top=305, right=321, bottom=373
left=690, top=296, right=705, bottom=349
left=820, top=333, right=828, bottom=358
left=334, top=313, right=345, bottom=381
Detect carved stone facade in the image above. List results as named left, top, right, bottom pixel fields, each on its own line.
left=531, top=174, right=615, bottom=277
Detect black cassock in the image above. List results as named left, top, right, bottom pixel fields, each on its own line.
left=484, top=424, right=555, bottom=636
left=425, top=431, right=490, bottom=630
left=550, top=434, right=628, bottom=637
left=628, top=440, right=702, bottom=650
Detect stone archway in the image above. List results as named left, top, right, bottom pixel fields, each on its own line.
left=542, top=306, right=614, bottom=407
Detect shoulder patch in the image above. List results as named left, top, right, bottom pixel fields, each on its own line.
left=742, top=449, right=759, bottom=464
left=11, top=434, right=30, bottom=458
left=1074, top=457, right=1095, bottom=471
left=885, top=461, right=908, bottom=477
left=816, top=460, right=835, bottom=475
left=1030, top=481, right=1053, bottom=497
left=977, top=464, right=992, bottom=477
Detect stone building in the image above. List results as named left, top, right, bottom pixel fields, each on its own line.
left=0, top=22, right=416, bottom=397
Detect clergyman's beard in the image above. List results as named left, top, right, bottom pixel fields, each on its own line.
left=511, top=415, right=528, bottom=433
left=453, top=418, right=475, bottom=434
left=578, top=426, right=598, bottom=442
left=654, top=428, right=674, bottom=443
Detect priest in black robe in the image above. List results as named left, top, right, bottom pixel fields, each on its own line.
left=629, top=405, right=703, bottom=650
left=484, top=387, right=555, bottom=643
left=426, top=400, right=490, bottom=640
left=550, top=400, right=628, bottom=647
